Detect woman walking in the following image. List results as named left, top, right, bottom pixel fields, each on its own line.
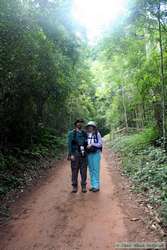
left=86, top=121, right=103, bottom=192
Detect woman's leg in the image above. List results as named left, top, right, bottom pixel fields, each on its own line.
left=92, top=152, right=101, bottom=189
left=88, top=154, right=95, bottom=188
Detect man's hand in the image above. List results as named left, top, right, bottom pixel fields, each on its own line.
left=70, top=155, right=75, bottom=161
left=87, top=144, right=92, bottom=149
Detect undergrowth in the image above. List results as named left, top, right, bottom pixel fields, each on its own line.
left=0, top=134, right=66, bottom=199
left=108, top=127, right=167, bottom=227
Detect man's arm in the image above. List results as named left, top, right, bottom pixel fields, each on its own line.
left=68, top=131, right=73, bottom=156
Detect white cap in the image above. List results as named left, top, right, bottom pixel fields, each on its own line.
left=86, top=121, right=96, bottom=127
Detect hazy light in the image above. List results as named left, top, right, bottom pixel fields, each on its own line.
left=73, top=0, right=126, bottom=43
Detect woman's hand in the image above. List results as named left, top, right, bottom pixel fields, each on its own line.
left=87, top=144, right=92, bottom=149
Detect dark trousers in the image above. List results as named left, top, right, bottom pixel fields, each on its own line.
left=71, top=153, right=87, bottom=187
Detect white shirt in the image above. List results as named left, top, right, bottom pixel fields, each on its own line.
left=87, top=132, right=103, bottom=148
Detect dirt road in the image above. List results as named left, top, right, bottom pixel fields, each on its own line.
left=0, top=148, right=160, bottom=250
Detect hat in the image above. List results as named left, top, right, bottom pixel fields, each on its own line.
left=74, top=119, right=84, bottom=126
left=86, top=121, right=97, bottom=127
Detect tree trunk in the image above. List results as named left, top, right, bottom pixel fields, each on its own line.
left=158, top=0, right=166, bottom=147
left=121, top=85, right=128, bottom=131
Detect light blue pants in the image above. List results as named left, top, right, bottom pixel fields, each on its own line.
left=88, top=151, right=101, bottom=189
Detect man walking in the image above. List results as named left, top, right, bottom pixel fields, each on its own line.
left=68, top=119, right=87, bottom=193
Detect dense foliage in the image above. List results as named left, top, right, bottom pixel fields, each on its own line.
left=0, top=0, right=96, bottom=196
left=92, top=0, right=167, bottom=145
left=0, top=0, right=96, bottom=150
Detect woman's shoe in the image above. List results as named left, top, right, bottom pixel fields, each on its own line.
left=92, top=188, right=100, bottom=192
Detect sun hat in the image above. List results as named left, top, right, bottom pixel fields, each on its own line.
left=86, top=121, right=97, bottom=127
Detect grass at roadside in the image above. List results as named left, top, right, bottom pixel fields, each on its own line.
left=106, top=127, right=167, bottom=227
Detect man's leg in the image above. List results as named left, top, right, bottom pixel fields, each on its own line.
left=79, top=156, right=87, bottom=192
left=71, top=154, right=79, bottom=192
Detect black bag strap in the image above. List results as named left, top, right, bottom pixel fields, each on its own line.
left=92, top=131, right=98, bottom=143
left=94, top=131, right=103, bottom=152
left=95, top=131, right=98, bottom=142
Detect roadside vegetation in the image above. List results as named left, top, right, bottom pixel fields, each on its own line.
left=107, top=128, right=167, bottom=227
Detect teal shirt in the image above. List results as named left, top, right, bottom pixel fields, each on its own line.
left=68, top=129, right=87, bottom=155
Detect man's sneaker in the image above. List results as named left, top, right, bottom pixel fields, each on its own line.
left=89, top=187, right=94, bottom=192
left=71, top=186, right=78, bottom=193
left=82, top=187, right=87, bottom=193
left=92, top=188, right=100, bottom=192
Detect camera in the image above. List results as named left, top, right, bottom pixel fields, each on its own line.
left=80, top=146, right=85, bottom=156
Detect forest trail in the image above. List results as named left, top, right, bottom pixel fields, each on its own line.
left=0, top=148, right=160, bottom=250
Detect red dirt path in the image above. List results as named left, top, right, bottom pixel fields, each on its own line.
left=0, top=148, right=161, bottom=250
